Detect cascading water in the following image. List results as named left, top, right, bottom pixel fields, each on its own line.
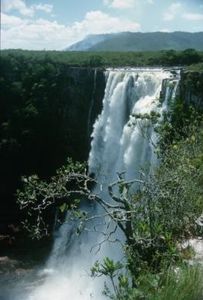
left=14, top=68, right=179, bottom=300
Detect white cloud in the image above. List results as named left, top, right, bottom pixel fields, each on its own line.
left=75, top=10, right=140, bottom=33
left=1, top=10, right=140, bottom=50
left=104, top=0, right=153, bottom=8
left=2, top=0, right=34, bottom=17
left=1, top=12, right=26, bottom=26
left=32, top=4, right=53, bottom=14
left=163, top=2, right=182, bottom=21
left=182, top=13, right=203, bottom=21
left=104, top=0, right=135, bottom=9
left=1, top=0, right=53, bottom=17
left=163, top=2, right=203, bottom=23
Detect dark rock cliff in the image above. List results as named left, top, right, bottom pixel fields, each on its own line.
left=0, top=64, right=105, bottom=226
left=180, top=70, right=203, bottom=110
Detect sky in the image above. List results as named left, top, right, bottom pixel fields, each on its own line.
left=1, top=0, right=203, bottom=50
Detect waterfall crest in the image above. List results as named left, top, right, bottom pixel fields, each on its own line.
left=19, top=68, right=179, bottom=300
left=89, top=68, right=178, bottom=182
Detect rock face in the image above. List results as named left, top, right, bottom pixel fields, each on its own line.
left=180, top=71, right=203, bottom=110
left=53, top=67, right=105, bottom=160
left=0, top=65, right=105, bottom=226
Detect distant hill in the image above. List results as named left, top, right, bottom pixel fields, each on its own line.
left=67, top=34, right=112, bottom=51
left=66, top=32, right=203, bottom=52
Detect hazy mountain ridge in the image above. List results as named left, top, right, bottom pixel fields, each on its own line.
left=66, top=33, right=113, bottom=51
left=67, top=32, right=203, bottom=52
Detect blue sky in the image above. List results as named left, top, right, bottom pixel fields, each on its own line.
left=1, top=0, right=203, bottom=50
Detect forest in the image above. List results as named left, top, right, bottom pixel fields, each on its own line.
left=2, top=48, right=203, bottom=67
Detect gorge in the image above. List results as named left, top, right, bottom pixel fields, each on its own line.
left=2, top=68, right=180, bottom=300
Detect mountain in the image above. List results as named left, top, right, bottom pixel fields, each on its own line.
left=66, top=32, right=203, bottom=52
left=66, top=34, right=113, bottom=51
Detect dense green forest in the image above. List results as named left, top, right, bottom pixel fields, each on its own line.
left=2, top=48, right=203, bottom=67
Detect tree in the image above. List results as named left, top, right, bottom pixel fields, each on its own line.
left=180, top=48, right=201, bottom=65
left=88, top=55, right=105, bottom=67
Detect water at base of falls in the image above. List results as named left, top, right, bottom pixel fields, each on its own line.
left=12, top=68, right=179, bottom=300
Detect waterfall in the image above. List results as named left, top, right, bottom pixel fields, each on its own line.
left=16, top=68, right=179, bottom=300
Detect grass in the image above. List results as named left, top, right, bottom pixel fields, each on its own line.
left=152, top=265, right=203, bottom=300
left=186, top=62, right=203, bottom=72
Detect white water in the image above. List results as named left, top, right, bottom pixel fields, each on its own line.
left=19, top=69, right=179, bottom=300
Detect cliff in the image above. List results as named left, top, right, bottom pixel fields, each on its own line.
left=0, top=60, right=105, bottom=225
left=180, top=70, right=203, bottom=110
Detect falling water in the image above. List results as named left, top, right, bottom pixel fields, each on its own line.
left=14, top=68, right=179, bottom=300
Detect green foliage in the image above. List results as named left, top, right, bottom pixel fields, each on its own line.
left=91, top=257, right=123, bottom=278
left=87, top=55, right=104, bottom=67
left=91, top=260, right=203, bottom=300
left=152, top=126, right=203, bottom=239
left=17, top=158, right=88, bottom=238
left=155, top=97, right=203, bottom=151
left=157, top=49, right=202, bottom=66
left=150, top=265, right=203, bottom=300
left=91, top=258, right=129, bottom=299
left=187, top=62, right=203, bottom=72
left=1, top=49, right=203, bottom=68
